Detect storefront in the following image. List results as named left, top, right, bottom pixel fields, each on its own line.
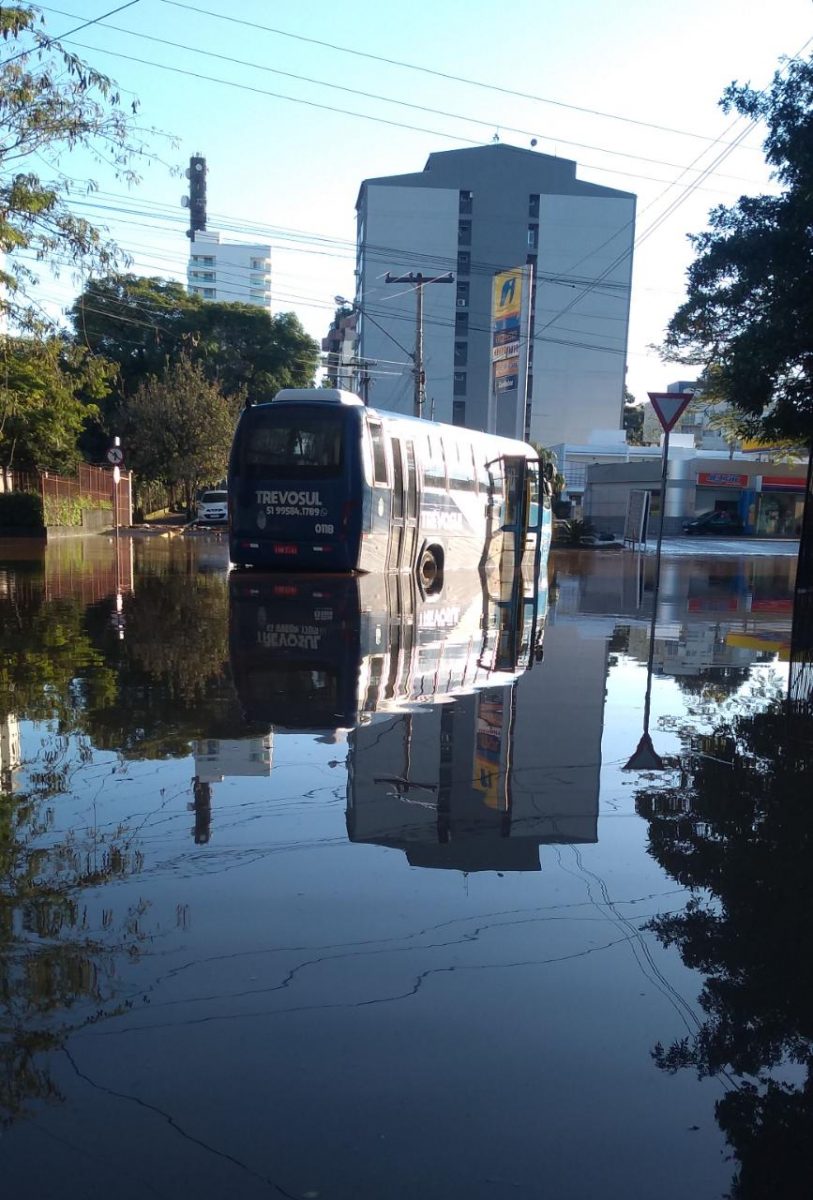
left=695, top=471, right=751, bottom=521
left=755, top=475, right=806, bottom=537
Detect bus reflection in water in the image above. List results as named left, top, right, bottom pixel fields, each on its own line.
left=229, top=568, right=598, bottom=873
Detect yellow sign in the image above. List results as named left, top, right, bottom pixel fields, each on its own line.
left=492, top=269, right=522, bottom=323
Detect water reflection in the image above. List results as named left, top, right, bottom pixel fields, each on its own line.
left=635, top=702, right=812, bottom=1200
left=228, top=570, right=582, bottom=871
left=1, top=536, right=807, bottom=1200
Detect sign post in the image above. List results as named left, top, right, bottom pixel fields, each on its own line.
left=107, top=438, right=124, bottom=542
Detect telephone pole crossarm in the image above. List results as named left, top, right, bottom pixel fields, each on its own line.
left=385, top=271, right=454, bottom=419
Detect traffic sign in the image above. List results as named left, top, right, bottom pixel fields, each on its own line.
left=107, top=446, right=124, bottom=465
left=648, top=391, right=694, bottom=433
left=112, top=465, right=121, bottom=484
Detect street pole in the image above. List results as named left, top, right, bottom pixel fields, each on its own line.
left=415, top=280, right=424, bottom=419
left=385, top=272, right=454, bottom=419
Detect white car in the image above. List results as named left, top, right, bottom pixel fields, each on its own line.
left=196, top=490, right=228, bottom=524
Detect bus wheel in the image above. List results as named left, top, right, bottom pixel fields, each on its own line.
left=418, top=548, right=441, bottom=591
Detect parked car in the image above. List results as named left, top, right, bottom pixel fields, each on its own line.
left=196, top=490, right=228, bottom=524
left=682, top=510, right=744, bottom=535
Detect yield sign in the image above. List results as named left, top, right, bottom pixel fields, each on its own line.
left=648, top=391, right=694, bottom=433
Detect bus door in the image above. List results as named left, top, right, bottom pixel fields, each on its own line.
left=387, top=438, right=418, bottom=571
left=502, top=456, right=531, bottom=572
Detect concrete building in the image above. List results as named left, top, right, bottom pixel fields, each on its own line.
left=187, top=230, right=271, bottom=310
left=585, top=453, right=807, bottom=537
left=322, top=306, right=358, bottom=390
left=355, top=145, right=635, bottom=443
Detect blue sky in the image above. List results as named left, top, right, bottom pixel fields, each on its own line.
left=22, top=0, right=813, bottom=403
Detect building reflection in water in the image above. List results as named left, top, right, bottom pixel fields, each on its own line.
left=228, top=567, right=599, bottom=872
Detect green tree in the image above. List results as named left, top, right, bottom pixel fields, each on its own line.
left=0, top=337, right=114, bottom=471
left=70, top=275, right=320, bottom=436
left=622, top=402, right=644, bottom=445
left=120, top=353, right=238, bottom=514
left=0, top=6, right=161, bottom=331
left=530, top=443, right=565, bottom=496
left=662, top=54, right=813, bottom=447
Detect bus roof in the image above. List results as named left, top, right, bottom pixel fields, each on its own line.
left=272, top=388, right=364, bottom=407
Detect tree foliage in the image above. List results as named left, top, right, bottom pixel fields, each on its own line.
left=663, top=54, right=813, bottom=445
left=637, top=702, right=813, bottom=1198
left=0, top=5, right=160, bottom=331
left=71, top=274, right=320, bottom=420
left=120, top=353, right=238, bottom=512
left=0, top=336, right=115, bottom=471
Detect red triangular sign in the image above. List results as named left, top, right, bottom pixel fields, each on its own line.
left=648, top=391, right=694, bottom=433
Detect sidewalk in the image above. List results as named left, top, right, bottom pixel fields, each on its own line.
left=643, top=536, right=799, bottom=557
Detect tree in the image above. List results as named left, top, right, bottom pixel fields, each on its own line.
left=663, top=54, right=813, bottom=447
left=120, top=354, right=238, bottom=514
left=622, top=402, right=644, bottom=445
left=0, top=6, right=160, bottom=331
left=70, top=275, right=320, bottom=432
left=0, top=337, right=115, bottom=472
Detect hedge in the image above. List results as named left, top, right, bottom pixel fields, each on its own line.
left=0, top=490, right=44, bottom=528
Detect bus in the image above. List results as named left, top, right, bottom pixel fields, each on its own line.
left=227, top=388, right=552, bottom=584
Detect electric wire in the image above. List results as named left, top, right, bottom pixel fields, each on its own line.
left=38, top=4, right=767, bottom=187
left=157, top=0, right=768, bottom=153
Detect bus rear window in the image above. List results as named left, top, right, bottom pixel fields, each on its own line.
left=240, top=409, right=345, bottom=478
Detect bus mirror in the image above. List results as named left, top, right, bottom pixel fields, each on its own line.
left=543, top=462, right=555, bottom=483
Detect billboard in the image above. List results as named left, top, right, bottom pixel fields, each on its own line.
left=489, top=266, right=532, bottom=439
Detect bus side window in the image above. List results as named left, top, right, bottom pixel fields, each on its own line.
left=368, top=421, right=388, bottom=485
left=448, top=439, right=476, bottom=492
left=425, top=434, right=447, bottom=489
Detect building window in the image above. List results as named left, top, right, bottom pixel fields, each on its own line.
left=250, top=257, right=270, bottom=270
left=454, top=341, right=468, bottom=366
left=529, top=194, right=540, bottom=219
left=202, top=288, right=216, bottom=298
left=528, top=224, right=539, bottom=250
left=458, top=220, right=471, bottom=246
left=457, top=251, right=470, bottom=275
left=452, top=400, right=466, bottom=426
left=191, top=255, right=215, bottom=265
left=459, top=190, right=473, bottom=215
left=453, top=371, right=467, bottom=396
left=455, top=312, right=468, bottom=336
left=456, top=281, right=469, bottom=309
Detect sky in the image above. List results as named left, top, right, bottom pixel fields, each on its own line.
left=17, top=0, right=813, bottom=404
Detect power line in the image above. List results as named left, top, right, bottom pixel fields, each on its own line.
left=0, top=0, right=141, bottom=67
left=38, top=4, right=766, bottom=187
left=158, top=0, right=766, bottom=153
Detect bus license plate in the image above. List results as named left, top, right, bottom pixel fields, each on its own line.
left=273, top=543, right=297, bottom=556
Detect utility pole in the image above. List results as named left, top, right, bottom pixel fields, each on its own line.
left=385, top=272, right=454, bottom=419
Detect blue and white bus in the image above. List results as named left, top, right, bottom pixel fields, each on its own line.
left=227, top=388, right=552, bottom=584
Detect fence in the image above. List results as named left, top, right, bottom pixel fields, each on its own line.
left=9, top=464, right=132, bottom=529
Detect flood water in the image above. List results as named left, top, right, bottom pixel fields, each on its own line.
left=1, top=535, right=809, bottom=1200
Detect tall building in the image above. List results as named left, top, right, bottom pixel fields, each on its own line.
left=321, top=305, right=358, bottom=389
left=187, top=230, right=272, bottom=311
left=355, top=144, right=635, bottom=444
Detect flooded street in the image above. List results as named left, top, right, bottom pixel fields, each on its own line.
left=1, top=535, right=808, bottom=1200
